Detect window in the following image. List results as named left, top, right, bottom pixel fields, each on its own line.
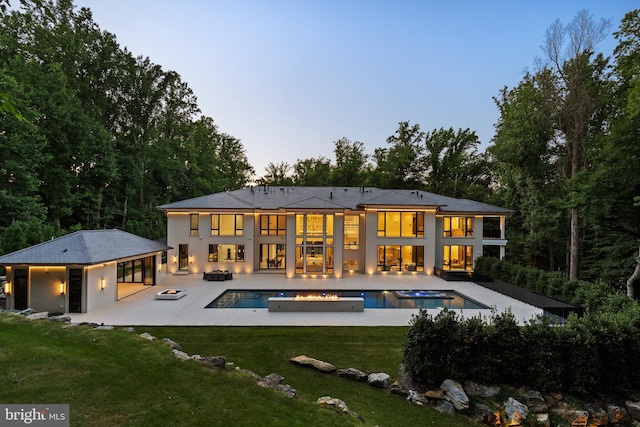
left=377, top=245, right=424, bottom=271
left=211, top=214, right=244, bottom=236
left=344, top=215, right=359, bottom=249
left=190, top=214, right=199, bottom=236
left=444, top=217, right=474, bottom=237
left=377, top=212, right=424, bottom=237
left=207, top=244, right=245, bottom=262
left=118, top=255, right=156, bottom=283
left=443, top=245, right=473, bottom=270
left=260, top=215, right=286, bottom=235
left=259, top=244, right=286, bottom=269
left=295, top=213, right=334, bottom=274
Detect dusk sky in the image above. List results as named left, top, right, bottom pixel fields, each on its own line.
left=75, top=1, right=634, bottom=178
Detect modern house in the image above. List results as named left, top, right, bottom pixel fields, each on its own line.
left=158, top=186, right=511, bottom=279
left=0, top=230, right=171, bottom=313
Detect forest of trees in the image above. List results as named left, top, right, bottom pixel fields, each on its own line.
left=1, top=1, right=639, bottom=294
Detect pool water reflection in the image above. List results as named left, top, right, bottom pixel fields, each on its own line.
left=205, top=289, right=487, bottom=310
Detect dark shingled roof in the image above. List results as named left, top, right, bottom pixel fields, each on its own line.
left=158, top=186, right=513, bottom=215
left=0, top=229, right=172, bottom=266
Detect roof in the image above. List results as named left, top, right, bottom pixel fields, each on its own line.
left=0, top=229, right=172, bottom=266
left=158, top=186, right=513, bottom=215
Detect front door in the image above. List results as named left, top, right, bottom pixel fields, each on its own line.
left=178, top=244, right=189, bottom=271
left=68, top=268, right=83, bottom=313
left=13, top=268, right=28, bottom=310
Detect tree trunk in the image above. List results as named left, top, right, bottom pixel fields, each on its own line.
left=627, top=245, right=640, bottom=299
left=569, top=207, right=579, bottom=281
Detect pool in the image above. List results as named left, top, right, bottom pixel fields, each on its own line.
left=205, top=289, right=487, bottom=310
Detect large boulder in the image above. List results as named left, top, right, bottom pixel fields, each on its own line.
left=464, top=380, right=500, bottom=398
left=367, top=372, right=390, bottom=389
left=627, top=401, right=640, bottom=422
left=317, top=396, right=363, bottom=422
left=336, top=368, right=367, bottom=382
left=200, top=356, right=226, bottom=369
left=289, top=355, right=336, bottom=373
left=505, top=397, right=529, bottom=426
left=440, top=379, right=469, bottom=411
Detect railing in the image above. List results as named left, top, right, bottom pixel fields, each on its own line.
left=434, top=268, right=584, bottom=323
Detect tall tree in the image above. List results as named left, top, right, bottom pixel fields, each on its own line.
left=540, top=9, right=612, bottom=281
left=292, top=157, right=332, bottom=186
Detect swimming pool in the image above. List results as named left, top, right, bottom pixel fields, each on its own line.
left=205, top=289, right=487, bottom=310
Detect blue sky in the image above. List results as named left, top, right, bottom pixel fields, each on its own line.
left=75, top=0, right=635, bottom=177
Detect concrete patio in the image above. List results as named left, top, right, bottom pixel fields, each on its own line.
left=68, top=273, right=543, bottom=327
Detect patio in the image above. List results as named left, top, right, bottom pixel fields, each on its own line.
left=68, top=273, right=542, bottom=326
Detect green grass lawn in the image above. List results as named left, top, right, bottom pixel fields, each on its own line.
left=0, top=314, right=476, bottom=426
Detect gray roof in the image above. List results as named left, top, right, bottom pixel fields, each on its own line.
left=0, top=229, right=172, bottom=266
left=158, top=186, right=513, bottom=215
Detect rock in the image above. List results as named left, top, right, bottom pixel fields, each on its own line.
left=191, top=354, right=202, bottom=361
left=536, top=413, right=550, bottom=427
left=317, top=396, right=364, bottom=422
left=464, top=380, right=500, bottom=398
left=589, top=408, right=608, bottom=426
left=49, top=315, right=71, bottom=322
left=162, top=338, right=182, bottom=351
left=570, top=410, right=588, bottom=426
left=367, top=372, right=390, bottom=388
left=435, top=400, right=456, bottom=415
left=139, top=332, right=156, bottom=341
left=505, top=397, right=529, bottom=426
left=336, top=367, right=367, bottom=382
left=171, top=349, right=190, bottom=360
left=276, top=384, right=297, bottom=398
left=240, top=369, right=262, bottom=381
left=473, top=403, right=501, bottom=426
left=398, top=363, right=423, bottom=393
left=627, top=401, right=640, bottom=421
left=521, top=388, right=544, bottom=401
left=389, top=381, right=409, bottom=397
left=608, top=405, right=629, bottom=424
left=528, top=400, right=549, bottom=414
left=258, top=373, right=284, bottom=388
left=94, top=325, right=114, bottom=330
left=200, top=356, right=226, bottom=369
left=425, top=389, right=446, bottom=400
left=543, top=395, right=557, bottom=407
left=407, top=390, right=428, bottom=406
left=26, top=312, right=49, bottom=320
left=549, top=391, right=563, bottom=402
left=289, top=355, right=336, bottom=373
left=124, top=327, right=135, bottom=333
left=440, top=379, right=469, bottom=411
left=18, top=308, right=36, bottom=315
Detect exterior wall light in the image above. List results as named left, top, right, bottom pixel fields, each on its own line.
left=59, top=281, right=65, bottom=295
left=4, top=281, right=10, bottom=295
left=100, top=277, right=106, bottom=290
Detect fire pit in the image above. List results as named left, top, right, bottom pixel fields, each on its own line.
left=268, top=294, right=364, bottom=312
left=155, top=289, right=187, bottom=300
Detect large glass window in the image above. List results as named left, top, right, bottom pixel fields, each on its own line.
left=344, top=215, right=359, bottom=249
left=259, top=244, right=286, bottom=269
left=443, top=245, right=473, bottom=270
left=211, top=214, right=244, bottom=236
left=377, top=246, right=424, bottom=271
left=444, top=217, right=474, bottom=237
left=295, top=213, right=334, bottom=274
left=118, top=255, right=156, bottom=283
left=260, top=215, right=286, bottom=235
left=377, top=211, right=424, bottom=237
left=207, top=244, right=245, bottom=262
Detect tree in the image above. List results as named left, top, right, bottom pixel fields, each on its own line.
left=373, top=121, right=424, bottom=189
left=292, top=157, right=331, bottom=186
left=331, top=137, right=369, bottom=186
left=259, top=162, right=293, bottom=186
left=540, top=9, right=612, bottom=281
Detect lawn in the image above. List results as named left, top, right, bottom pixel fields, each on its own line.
left=0, top=314, right=476, bottom=426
